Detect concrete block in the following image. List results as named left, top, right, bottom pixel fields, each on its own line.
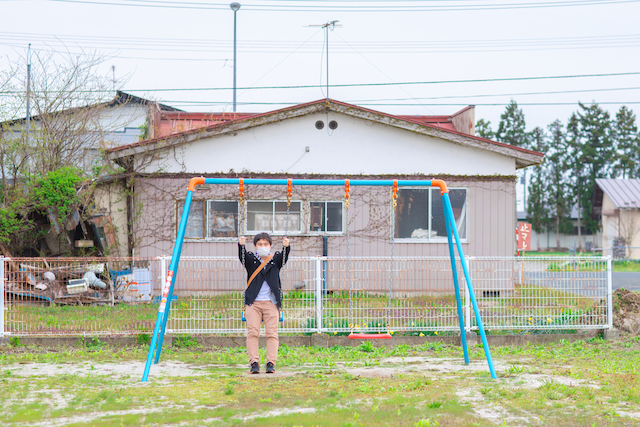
left=602, top=328, right=621, bottom=340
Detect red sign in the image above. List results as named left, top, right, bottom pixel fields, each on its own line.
left=517, top=222, right=532, bottom=251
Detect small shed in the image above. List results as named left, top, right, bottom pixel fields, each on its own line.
left=595, top=178, right=640, bottom=258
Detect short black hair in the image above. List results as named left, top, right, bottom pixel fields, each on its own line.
left=253, top=232, right=272, bottom=246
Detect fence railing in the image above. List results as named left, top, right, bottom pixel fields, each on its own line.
left=0, top=256, right=612, bottom=336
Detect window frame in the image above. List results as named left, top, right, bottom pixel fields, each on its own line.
left=308, top=200, right=345, bottom=235
left=393, top=186, right=469, bottom=244
left=177, top=199, right=240, bottom=242
left=244, top=199, right=304, bottom=236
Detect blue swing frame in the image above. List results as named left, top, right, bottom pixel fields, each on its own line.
left=142, top=177, right=497, bottom=381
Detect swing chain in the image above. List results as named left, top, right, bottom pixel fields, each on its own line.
left=344, top=179, right=350, bottom=208
left=392, top=179, right=398, bottom=209
left=345, top=179, right=353, bottom=328
left=388, top=181, right=398, bottom=333
left=283, top=179, right=292, bottom=268
left=239, top=179, right=247, bottom=295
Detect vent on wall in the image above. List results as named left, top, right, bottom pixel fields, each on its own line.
left=315, top=120, right=324, bottom=130
left=328, top=120, right=338, bottom=130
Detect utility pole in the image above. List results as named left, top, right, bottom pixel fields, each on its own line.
left=26, top=44, right=31, bottom=146
left=230, top=2, right=241, bottom=112
left=309, top=20, right=341, bottom=100
left=112, top=65, right=116, bottom=94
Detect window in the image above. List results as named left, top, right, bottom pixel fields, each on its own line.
left=310, top=201, right=343, bottom=233
left=395, top=188, right=467, bottom=241
left=177, top=200, right=205, bottom=239
left=246, top=201, right=301, bottom=234
left=207, top=201, right=239, bottom=238
left=177, top=199, right=238, bottom=239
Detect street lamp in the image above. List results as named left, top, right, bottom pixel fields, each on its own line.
left=230, top=2, right=241, bottom=112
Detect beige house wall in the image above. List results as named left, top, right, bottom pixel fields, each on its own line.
left=132, top=175, right=516, bottom=259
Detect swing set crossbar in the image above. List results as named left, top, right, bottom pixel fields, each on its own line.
left=142, top=176, right=497, bottom=382
left=188, top=177, right=448, bottom=191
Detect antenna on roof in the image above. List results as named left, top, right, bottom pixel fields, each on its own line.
left=308, top=20, right=341, bottom=100
left=112, top=65, right=116, bottom=95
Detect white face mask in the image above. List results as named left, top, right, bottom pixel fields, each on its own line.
left=256, top=247, right=271, bottom=257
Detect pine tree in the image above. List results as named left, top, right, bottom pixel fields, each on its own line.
left=566, top=103, right=614, bottom=248
left=612, top=106, right=639, bottom=179
left=496, top=100, right=528, bottom=148
left=475, top=119, right=495, bottom=139
left=545, top=120, right=574, bottom=250
left=566, top=113, right=585, bottom=250
left=526, top=126, right=549, bottom=251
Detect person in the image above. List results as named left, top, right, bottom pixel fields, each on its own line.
left=238, top=232, right=290, bottom=374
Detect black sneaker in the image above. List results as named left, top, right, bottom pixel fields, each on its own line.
left=250, top=362, right=260, bottom=374
left=266, top=362, right=275, bottom=374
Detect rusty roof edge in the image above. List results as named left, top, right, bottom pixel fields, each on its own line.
left=329, top=102, right=543, bottom=167
left=107, top=98, right=544, bottom=165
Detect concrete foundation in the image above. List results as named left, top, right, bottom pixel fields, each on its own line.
left=0, top=331, right=602, bottom=348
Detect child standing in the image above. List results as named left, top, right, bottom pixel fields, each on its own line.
left=238, top=233, right=290, bottom=374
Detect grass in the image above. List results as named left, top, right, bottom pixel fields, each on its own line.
left=0, top=337, right=640, bottom=425
left=524, top=251, right=597, bottom=257
left=613, top=260, right=640, bottom=272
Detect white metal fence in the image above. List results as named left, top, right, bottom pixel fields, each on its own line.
left=0, top=256, right=612, bottom=336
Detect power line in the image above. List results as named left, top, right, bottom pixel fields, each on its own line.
left=1, top=71, right=639, bottom=95
left=117, top=71, right=640, bottom=92
left=47, top=0, right=640, bottom=12
left=157, top=100, right=640, bottom=106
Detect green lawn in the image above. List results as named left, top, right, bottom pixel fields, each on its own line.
left=0, top=337, right=639, bottom=426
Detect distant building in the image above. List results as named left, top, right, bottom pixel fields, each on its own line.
left=594, top=178, right=640, bottom=258
left=517, top=206, right=600, bottom=252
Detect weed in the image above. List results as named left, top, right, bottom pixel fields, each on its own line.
left=136, top=334, right=151, bottom=345
left=8, top=337, right=20, bottom=347
left=359, top=341, right=375, bottom=353
left=173, top=335, right=198, bottom=348
left=415, top=418, right=439, bottom=426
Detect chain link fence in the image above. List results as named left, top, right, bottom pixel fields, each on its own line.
left=0, top=256, right=612, bottom=336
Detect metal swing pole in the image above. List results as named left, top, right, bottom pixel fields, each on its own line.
left=443, top=195, right=470, bottom=365
left=442, top=192, right=497, bottom=379
left=143, top=177, right=204, bottom=381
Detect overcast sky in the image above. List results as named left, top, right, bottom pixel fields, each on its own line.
left=1, top=0, right=639, bottom=132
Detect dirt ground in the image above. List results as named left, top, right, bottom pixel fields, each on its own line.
left=613, top=288, right=640, bottom=334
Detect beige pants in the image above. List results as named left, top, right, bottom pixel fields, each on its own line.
left=245, top=301, right=279, bottom=365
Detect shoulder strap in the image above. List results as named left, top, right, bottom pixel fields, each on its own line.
left=247, top=254, right=274, bottom=288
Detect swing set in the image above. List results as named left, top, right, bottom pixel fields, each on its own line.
left=141, top=177, right=497, bottom=381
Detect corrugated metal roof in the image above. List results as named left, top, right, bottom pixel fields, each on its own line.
left=595, top=178, right=640, bottom=208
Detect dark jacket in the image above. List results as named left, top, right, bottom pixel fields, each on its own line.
left=239, top=243, right=290, bottom=309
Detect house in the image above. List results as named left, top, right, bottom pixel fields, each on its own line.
left=517, top=205, right=601, bottom=252
left=594, top=178, right=640, bottom=258
left=0, top=91, right=181, bottom=172
left=99, top=99, right=543, bottom=260
left=0, top=92, right=181, bottom=256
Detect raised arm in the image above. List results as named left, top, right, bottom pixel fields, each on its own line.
left=274, top=237, right=291, bottom=267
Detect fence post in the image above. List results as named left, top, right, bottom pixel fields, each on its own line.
left=465, top=256, right=471, bottom=332
left=0, top=257, right=4, bottom=337
left=607, top=256, right=613, bottom=329
left=315, top=257, right=323, bottom=333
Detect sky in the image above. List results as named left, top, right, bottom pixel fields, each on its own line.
left=1, top=0, right=639, bottom=133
